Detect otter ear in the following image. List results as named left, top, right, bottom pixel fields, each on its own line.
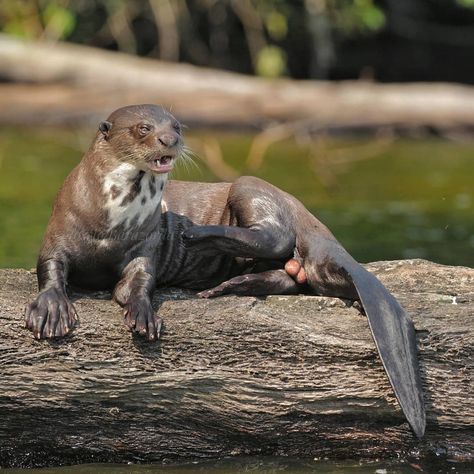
left=99, top=121, right=112, bottom=138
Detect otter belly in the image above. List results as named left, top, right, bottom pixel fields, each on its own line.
left=69, top=265, right=120, bottom=291
left=67, top=239, right=129, bottom=291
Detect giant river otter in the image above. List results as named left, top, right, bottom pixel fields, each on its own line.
left=25, top=104, right=425, bottom=438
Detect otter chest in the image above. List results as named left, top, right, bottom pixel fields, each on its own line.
left=103, top=163, right=166, bottom=230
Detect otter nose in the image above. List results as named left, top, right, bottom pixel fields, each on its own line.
left=158, top=134, right=178, bottom=148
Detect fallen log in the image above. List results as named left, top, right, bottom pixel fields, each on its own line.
left=0, top=260, right=473, bottom=468
left=1, top=34, right=474, bottom=134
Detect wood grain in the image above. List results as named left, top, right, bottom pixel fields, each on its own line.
left=0, top=259, right=472, bottom=467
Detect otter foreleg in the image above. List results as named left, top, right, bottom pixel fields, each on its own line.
left=113, top=254, right=161, bottom=341
left=25, top=257, right=78, bottom=339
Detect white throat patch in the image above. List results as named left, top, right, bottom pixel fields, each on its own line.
left=103, top=162, right=166, bottom=230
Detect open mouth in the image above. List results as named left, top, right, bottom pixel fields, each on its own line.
left=146, top=155, right=175, bottom=173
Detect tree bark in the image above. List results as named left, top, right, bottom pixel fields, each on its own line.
left=1, top=34, right=474, bottom=134
left=0, top=260, right=472, bottom=468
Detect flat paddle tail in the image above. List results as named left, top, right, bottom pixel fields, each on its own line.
left=348, top=263, right=426, bottom=437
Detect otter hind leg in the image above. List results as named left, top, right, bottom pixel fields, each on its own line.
left=182, top=177, right=297, bottom=260
left=198, top=269, right=301, bottom=298
left=182, top=225, right=294, bottom=260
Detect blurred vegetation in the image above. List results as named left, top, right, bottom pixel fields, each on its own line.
left=1, top=0, right=474, bottom=81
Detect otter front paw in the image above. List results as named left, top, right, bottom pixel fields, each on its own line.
left=25, top=288, right=78, bottom=339
left=123, top=297, right=162, bottom=341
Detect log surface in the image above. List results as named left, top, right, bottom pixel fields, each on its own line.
left=0, top=260, right=473, bottom=468
left=1, top=34, right=474, bottom=133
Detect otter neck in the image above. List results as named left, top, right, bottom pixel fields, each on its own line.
left=101, top=161, right=167, bottom=232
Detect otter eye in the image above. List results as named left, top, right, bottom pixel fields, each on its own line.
left=138, top=124, right=153, bottom=136
left=173, top=122, right=181, bottom=134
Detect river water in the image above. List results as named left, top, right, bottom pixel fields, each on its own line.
left=2, top=456, right=473, bottom=473
left=0, top=128, right=473, bottom=268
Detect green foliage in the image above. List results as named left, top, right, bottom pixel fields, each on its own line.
left=1, top=0, right=41, bottom=39
left=0, top=0, right=75, bottom=40
left=331, top=0, right=386, bottom=34
left=457, top=0, right=474, bottom=8
left=0, top=1, right=386, bottom=50
left=42, top=3, right=75, bottom=40
left=257, top=45, right=287, bottom=77
left=0, top=0, right=389, bottom=79
left=264, top=10, right=288, bottom=41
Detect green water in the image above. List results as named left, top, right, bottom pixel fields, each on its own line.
left=2, top=457, right=472, bottom=473
left=0, top=127, right=473, bottom=268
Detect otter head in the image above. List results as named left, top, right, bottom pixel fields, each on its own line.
left=98, top=104, right=183, bottom=174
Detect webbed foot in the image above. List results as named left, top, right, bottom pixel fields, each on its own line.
left=123, top=297, right=162, bottom=341
left=284, top=258, right=307, bottom=284
left=25, top=288, right=78, bottom=339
